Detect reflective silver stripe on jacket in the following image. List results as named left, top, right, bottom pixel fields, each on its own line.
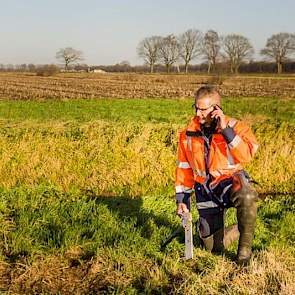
left=186, top=135, right=207, bottom=177
left=226, top=145, right=236, bottom=166
left=228, top=118, right=237, bottom=128
left=175, top=185, right=194, bottom=194
left=219, top=184, right=232, bottom=200
left=197, top=201, right=219, bottom=209
left=186, top=136, right=196, bottom=172
left=228, top=135, right=241, bottom=149
left=252, top=143, right=259, bottom=153
left=177, top=161, right=191, bottom=169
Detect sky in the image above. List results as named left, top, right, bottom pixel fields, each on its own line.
left=0, top=0, right=294, bottom=65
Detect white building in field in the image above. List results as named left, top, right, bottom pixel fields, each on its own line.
left=88, top=68, right=107, bottom=73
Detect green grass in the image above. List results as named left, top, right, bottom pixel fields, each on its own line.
left=0, top=96, right=294, bottom=124
left=1, top=186, right=293, bottom=258
left=0, top=97, right=294, bottom=294
left=0, top=185, right=294, bottom=293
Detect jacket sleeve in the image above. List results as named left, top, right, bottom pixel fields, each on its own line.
left=221, top=120, right=259, bottom=164
left=175, top=132, right=194, bottom=204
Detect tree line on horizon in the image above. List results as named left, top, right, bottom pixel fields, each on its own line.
left=1, top=30, right=295, bottom=75
left=137, top=30, right=295, bottom=74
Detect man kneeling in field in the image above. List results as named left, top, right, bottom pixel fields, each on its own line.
left=175, top=85, right=259, bottom=265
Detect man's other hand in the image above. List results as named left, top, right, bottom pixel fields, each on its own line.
left=176, top=203, right=189, bottom=216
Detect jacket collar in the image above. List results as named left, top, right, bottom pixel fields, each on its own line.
left=186, top=115, right=232, bottom=133
left=187, top=116, right=201, bottom=132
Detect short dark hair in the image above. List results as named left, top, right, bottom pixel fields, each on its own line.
left=194, top=85, right=220, bottom=100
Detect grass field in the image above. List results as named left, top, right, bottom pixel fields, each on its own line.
left=0, top=95, right=294, bottom=294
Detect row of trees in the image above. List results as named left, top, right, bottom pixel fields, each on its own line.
left=3, top=60, right=295, bottom=74
left=137, top=30, right=295, bottom=74
left=1, top=31, right=295, bottom=74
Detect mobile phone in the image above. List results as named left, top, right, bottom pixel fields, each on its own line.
left=211, top=105, right=220, bottom=124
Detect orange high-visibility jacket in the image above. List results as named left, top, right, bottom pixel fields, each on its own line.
left=175, top=115, right=259, bottom=196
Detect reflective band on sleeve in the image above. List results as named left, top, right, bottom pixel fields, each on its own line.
left=228, top=118, right=237, bottom=128
left=226, top=145, right=235, bottom=166
left=228, top=135, right=241, bottom=149
left=187, top=136, right=192, bottom=152
left=186, top=136, right=197, bottom=172
left=177, top=161, right=191, bottom=169
left=175, top=185, right=194, bottom=193
left=186, top=135, right=207, bottom=178
left=253, top=143, right=259, bottom=153
left=197, top=201, right=219, bottom=209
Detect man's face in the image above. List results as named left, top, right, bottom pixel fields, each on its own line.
left=195, top=96, right=216, bottom=125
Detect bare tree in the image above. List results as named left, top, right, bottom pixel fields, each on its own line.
left=137, top=36, right=161, bottom=73
left=28, top=64, right=36, bottom=72
left=222, top=34, right=254, bottom=74
left=178, top=29, right=203, bottom=73
left=158, top=35, right=180, bottom=73
left=56, top=47, right=84, bottom=70
left=261, top=33, right=295, bottom=74
left=202, top=30, right=220, bottom=74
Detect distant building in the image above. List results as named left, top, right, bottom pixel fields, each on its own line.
left=88, top=68, right=107, bottom=74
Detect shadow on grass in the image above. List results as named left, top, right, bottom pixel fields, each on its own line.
left=5, top=189, right=292, bottom=265
left=87, top=193, right=204, bottom=251
left=87, top=193, right=174, bottom=240
left=86, top=194, right=290, bottom=261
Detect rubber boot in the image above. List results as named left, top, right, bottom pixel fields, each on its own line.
left=231, top=172, right=258, bottom=265
left=201, top=224, right=240, bottom=253
left=236, top=203, right=257, bottom=265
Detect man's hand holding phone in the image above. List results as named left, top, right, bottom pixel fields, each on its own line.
left=210, top=105, right=227, bottom=130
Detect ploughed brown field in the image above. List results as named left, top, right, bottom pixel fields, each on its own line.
left=1, top=72, right=295, bottom=100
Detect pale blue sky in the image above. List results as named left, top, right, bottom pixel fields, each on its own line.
left=0, top=0, right=294, bottom=65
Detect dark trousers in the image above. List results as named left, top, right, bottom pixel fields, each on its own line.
left=187, top=171, right=257, bottom=238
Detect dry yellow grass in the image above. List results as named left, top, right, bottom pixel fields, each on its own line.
left=0, top=247, right=293, bottom=294
left=0, top=118, right=293, bottom=196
